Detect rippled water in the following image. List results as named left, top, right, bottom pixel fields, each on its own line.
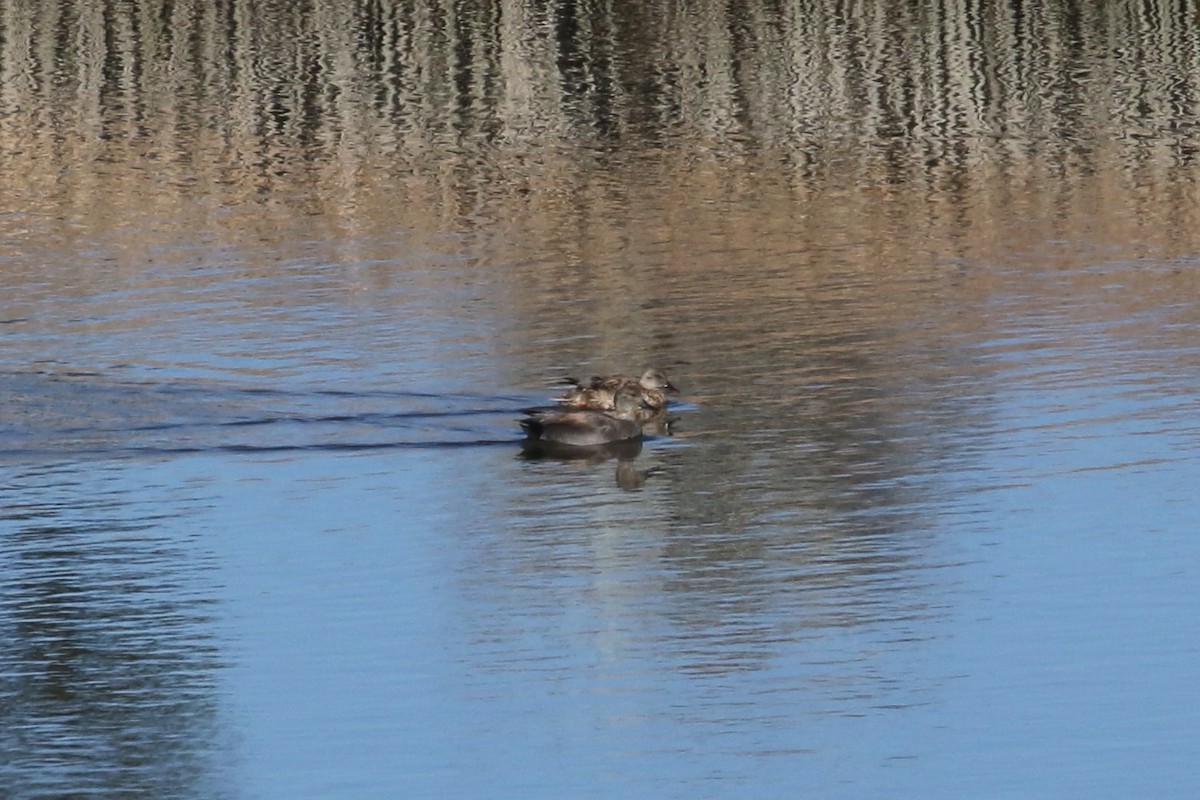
left=3, top=1, right=1200, bottom=797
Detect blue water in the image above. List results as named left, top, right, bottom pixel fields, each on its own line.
left=3, top=331, right=1197, bottom=798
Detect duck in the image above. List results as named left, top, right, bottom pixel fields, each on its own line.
left=522, top=386, right=646, bottom=447
left=558, top=367, right=678, bottom=412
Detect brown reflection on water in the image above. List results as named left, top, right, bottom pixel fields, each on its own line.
left=3, top=2, right=1198, bottom=449
left=3, top=0, right=1200, bottom=216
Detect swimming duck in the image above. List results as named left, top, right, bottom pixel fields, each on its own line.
left=522, top=386, right=645, bottom=447
left=558, top=367, right=678, bottom=411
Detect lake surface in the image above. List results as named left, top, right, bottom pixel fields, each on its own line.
left=2, top=1, right=1200, bottom=797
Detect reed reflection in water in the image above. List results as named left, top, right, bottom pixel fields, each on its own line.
left=2, top=0, right=1200, bottom=798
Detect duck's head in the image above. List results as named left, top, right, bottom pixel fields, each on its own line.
left=638, top=368, right=678, bottom=394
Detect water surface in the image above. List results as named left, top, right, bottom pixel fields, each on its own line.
left=2, top=1, right=1200, bottom=797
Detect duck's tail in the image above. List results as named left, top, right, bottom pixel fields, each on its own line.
left=518, top=417, right=545, bottom=439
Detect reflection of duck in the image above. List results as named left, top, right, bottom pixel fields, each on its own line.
left=521, top=387, right=645, bottom=448
left=519, top=433, right=653, bottom=489
left=559, top=368, right=678, bottom=412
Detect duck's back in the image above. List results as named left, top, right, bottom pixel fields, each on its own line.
left=559, top=374, right=669, bottom=410
left=521, top=408, right=642, bottom=446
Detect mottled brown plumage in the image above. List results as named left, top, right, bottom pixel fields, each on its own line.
left=558, top=368, right=677, bottom=411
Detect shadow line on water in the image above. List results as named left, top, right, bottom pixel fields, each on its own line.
left=42, top=408, right=542, bottom=436
left=0, top=434, right=685, bottom=463
left=0, top=437, right=524, bottom=462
